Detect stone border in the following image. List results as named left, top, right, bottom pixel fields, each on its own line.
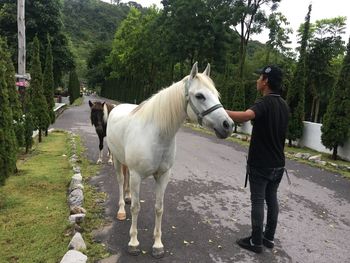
left=60, top=132, right=88, bottom=263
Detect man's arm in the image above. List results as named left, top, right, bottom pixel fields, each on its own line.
left=226, top=109, right=255, bottom=123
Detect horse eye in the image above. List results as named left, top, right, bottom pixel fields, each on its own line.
left=195, top=93, right=205, bottom=100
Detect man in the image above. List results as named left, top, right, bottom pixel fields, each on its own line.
left=226, top=65, right=289, bottom=253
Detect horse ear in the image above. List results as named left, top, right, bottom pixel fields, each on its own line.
left=189, top=62, right=198, bottom=81
left=203, top=63, right=210, bottom=77
left=89, top=100, right=93, bottom=108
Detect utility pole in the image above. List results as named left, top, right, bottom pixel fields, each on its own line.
left=16, top=0, right=29, bottom=104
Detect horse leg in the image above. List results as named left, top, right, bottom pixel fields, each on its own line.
left=152, top=170, right=170, bottom=258
left=114, top=159, right=126, bottom=221
left=123, top=165, right=131, bottom=204
left=107, top=148, right=113, bottom=165
left=128, top=170, right=142, bottom=256
left=97, top=134, right=103, bottom=164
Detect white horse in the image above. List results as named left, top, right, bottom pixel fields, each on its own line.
left=107, top=62, right=233, bottom=258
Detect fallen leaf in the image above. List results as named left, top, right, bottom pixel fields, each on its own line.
left=184, top=240, right=189, bottom=245
left=218, top=245, right=222, bottom=249
left=142, top=250, right=147, bottom=254
left=172, top=226, right=176, bottom=229
left=208, top=239, right=213, bottom=243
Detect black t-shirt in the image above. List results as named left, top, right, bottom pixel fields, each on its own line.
left=248, top=93, right=289, bottom=168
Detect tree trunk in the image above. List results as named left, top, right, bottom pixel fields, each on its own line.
left=310, top=96, right=315, bottom=121
left=314, top=98, right=320, bottom=123
left=39, top=129, right=42, bottom=143
left=332, top=144, right=338, bottom=160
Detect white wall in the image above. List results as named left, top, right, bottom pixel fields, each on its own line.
left=236, top=121, right=350, bottom=161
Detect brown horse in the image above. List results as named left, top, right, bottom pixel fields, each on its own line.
left=89, top=100, right=131, bottom=206
left=89, top=100, right=115, bottom=164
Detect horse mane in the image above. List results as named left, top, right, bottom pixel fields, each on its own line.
left=133, top=73, right=219, bottom=135
left=103, top=102, right=116, bottom=124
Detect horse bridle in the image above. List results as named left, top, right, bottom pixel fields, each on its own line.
left=184, top=79, right=223, bottom=126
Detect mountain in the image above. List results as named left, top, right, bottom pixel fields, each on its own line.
left=61, top=0, right=130, bottom=77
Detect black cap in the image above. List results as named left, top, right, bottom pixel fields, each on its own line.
left=255, top=65, right=283, bottom=91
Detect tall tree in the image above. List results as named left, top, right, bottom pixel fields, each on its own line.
left=0, top=39, right=17, bottom=184
left=230, top=0, right=280, bottom=119
left=0, top=0, right=75, bottom=87
left=22, top=86, right=34, bottom=153
left=321, top=37, right=350, bottom=160
left=30, top=37, right=50, bottom=143
left=305, top=17, right=347, bottom=122
left=0, top=38, right=24, bottom=148
left=68, top=70, right=80, bottom=105
left=43, top=35, right=55, bottom=135
left=265, top=12, right=293, bottom=63
left=286, top=4, right=312, bottom=146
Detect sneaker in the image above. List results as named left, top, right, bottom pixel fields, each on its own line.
left=263, top=236, right=274, bottom=249
left=236, top=237, right=263, bottom=254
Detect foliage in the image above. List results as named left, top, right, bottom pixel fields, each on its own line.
left=265, top=12, right=293, bottom=63
left=86, top=43, right=111, bottom=89
left=61, top=0, right=129, bottom=79
left=29, top=37, right=50, bottom=143
left=0, top=38, right=24, bottom=147
left=0, top=0, right=75, bottom=87
left=305, top=16, right=347, bottom=123
left=68, top=70, right=80, bottom=105
left=43, top=35, right=56, bottom=127
left=286, top=4, right=312, bottom=144
left=321, top=37, right=350, bottom=160
left=0, top=38, right=17, bottom=185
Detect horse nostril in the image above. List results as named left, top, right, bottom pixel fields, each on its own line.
left=223, top=120, right=230, bottom=130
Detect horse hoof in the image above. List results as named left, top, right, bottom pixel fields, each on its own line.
left=116, top=212, right=126, bottom=221
left=152, top=247, right=165, bottom=259
left=125, top=197, right=131, bottom=205
left=128, top=245, right=141, bottom=256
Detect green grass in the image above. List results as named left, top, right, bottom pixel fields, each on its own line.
left=0, top=131, right=111, bottom=263
left=0, top=131, right=72, bottom=263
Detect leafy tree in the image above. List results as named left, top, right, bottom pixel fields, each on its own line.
left=265, top=12, right=293, bottom=63
left=321, top=37, right=350, bottom=160
left=305, top=17, right=347, bottom=122
left=0, top=39, right=17, bottom=184
left=43, top=35, right=55, bottom=135
left=230, top=0, right=280, bottom=121
left=68, top=70, right=80, bottom=104
left=286, top=4, right=312, bottom=146
left=86, top=43, right=111, bottom=90
left=30, top=37, right=50, bottom=143
left=0, top=0, right=75, bottom=87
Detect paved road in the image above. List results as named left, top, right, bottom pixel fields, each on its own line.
left=52, top=95, right=350, bottom=263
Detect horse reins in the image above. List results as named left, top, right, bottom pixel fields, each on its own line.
left=184, top=79, right=223, bottom=126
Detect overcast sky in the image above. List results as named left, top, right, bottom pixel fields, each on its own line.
left=102, top=0, right=350, bottom=50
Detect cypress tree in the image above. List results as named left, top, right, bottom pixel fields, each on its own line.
left=68, top=70, right=80, bottom=104
left=30, top=36, right=50, bottom=143
left=23, top=86, right=34, bottom=153
left=286, top=4, right=312, bottom=146
left=0, top=42, right=17, bottom=185
left=321, top=37, right=350, bottom=160
left=0, top=38, right=24, bottom=148
left=43, top=35, right=55, bottom=136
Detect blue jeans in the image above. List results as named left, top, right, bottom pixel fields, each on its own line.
left=248, top=167, right=284, bottom=245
